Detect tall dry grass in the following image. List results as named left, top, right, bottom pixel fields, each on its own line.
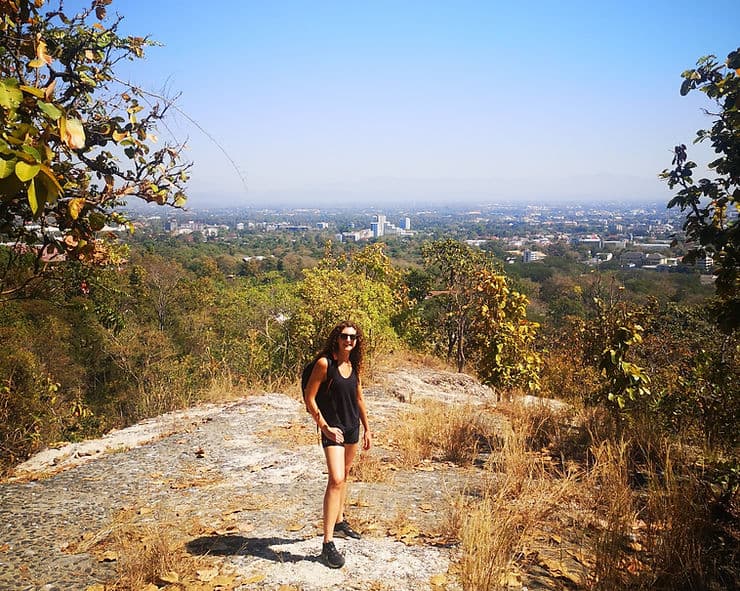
left=455, top=408, right=581, bottom=591
left=368, top=385, right=736, bottom=590
left=586, top=439, right=637, bottom=590
left=393, top=401, right=496, bottom=468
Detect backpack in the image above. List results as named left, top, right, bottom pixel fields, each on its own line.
left=301, top=355, right=335, bottom=409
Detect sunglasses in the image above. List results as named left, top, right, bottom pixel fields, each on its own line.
left=339, top=333, right=358, bottom=341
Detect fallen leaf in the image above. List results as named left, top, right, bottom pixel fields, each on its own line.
left=85, top=585, right=105, bottom=591
left=549, top=533, right=562, bottom=544
left=99, top=550, right=118, bottom=562
left=196, top=567, right=218, bottom=582
left=286, top=523, right=305, bottom=532
left=157, top=571, right=180, bottom=584
left=537, top=555, right=582, bottom=585
left=419, top=503, right=433, bottom=512
left=214, top=573, right=239, bottom=585
left=138, top=506, right=153, bottom=515
left=0, top=544, right=9, bottom=552
left=430, top=573, right=447, bottom=585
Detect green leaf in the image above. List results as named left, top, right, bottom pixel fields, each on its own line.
left=0, top=157, right=17, bottom=179
left=37, top=165, right=63, bottom=203
left=0, top=78, right=23, bottom=109
left=19, top=85, right=45, bottom=98
left=21, top=144, right=42, bottom=162
left=89, top=212, right=106, bottom=231
left=15, top=161, right=40, bottom=182
left=38, top=101, right=62, bottom=120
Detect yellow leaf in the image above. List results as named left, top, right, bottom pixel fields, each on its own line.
left=38, top=165, right=63, bottom=201
left=36, top=37, right=53, bottom=66
left=112, top=130, right=128, bottom=142
left=27, top=178, right=38, bottom=214
left=62, top=116, right=86, bottom=149
left=286, top=522, right=305, bottom=532
left=213, top=573, right=239, bottom=585
left=16, top=161, right=40, bottom=182
left=69, top=197, right=85, bottom=220
left=85, top=585, right=106, bottom=591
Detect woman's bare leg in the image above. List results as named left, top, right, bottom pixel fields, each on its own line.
left=323, top=445, right=346, bottom=542
left=337, top=443, right=358, bottom=523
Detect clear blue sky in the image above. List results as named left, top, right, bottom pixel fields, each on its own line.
left=106, top=0, right=739, bottom=208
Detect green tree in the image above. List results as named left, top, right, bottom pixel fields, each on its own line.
left=0, top=0, right=189, bottom=299
left=470, top=268, right=542, bottom=393
left=662, top=47, right=740, bottom=331
left=421, top=239, right=491, bottom=371
left=290, top=244, right=402, bottom=370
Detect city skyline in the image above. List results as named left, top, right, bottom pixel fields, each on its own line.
left=110, top=0, right=740, bottom=207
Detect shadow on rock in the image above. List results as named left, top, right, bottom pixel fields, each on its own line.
left=186, top=535, right=316, bottom=563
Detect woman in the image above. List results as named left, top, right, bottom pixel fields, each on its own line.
left=304, top=320, right=372, bottom=569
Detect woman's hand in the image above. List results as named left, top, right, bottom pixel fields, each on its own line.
left=323, top=425, right=344, bottom=444
left=362, top=430, right=372, bottom=451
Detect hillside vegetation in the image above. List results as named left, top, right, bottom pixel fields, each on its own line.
left=1, top=233, right=738, bottom=589
left=0, top=2, right=737, bottom=587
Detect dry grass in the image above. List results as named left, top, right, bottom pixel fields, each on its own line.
left=393, top=401, right=495, bottom=468
left=74, top=505, right=246, bottom=590
left=374, top=348, right=452, bottom=375
left=351, top=450, right=395, bottom=483
left=453, top=415, right=581, bottom=591
left=585, top=439, right=638, bottom=590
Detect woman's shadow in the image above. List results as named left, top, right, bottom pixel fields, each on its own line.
left=185, top=534, right=317, bottom=564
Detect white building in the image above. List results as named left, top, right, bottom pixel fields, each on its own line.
left=523, top=249, right=546, bottom=263
left=372, top=214, right=387, bottom=238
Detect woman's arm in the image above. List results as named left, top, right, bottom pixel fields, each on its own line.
left=356, top=378, right=372, bottom=450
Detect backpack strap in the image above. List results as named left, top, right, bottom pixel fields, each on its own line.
left=314, top=355, right=336, bottom=442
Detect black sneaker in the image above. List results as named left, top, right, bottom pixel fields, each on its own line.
left=320, top=541, right=345, bottom=568
left=334, top=520, right=361, bottom=540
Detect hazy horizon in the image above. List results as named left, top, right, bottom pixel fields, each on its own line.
left=109, top=0, right=739, bottom=208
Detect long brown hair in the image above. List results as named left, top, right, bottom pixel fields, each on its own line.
left=319, top=320, right=364, bottom=376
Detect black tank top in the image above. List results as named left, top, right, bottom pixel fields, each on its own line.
left=316, top=359, right=359, bottom=430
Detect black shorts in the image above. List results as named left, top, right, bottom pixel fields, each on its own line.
left=322, top=425, right=360, bottom=448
